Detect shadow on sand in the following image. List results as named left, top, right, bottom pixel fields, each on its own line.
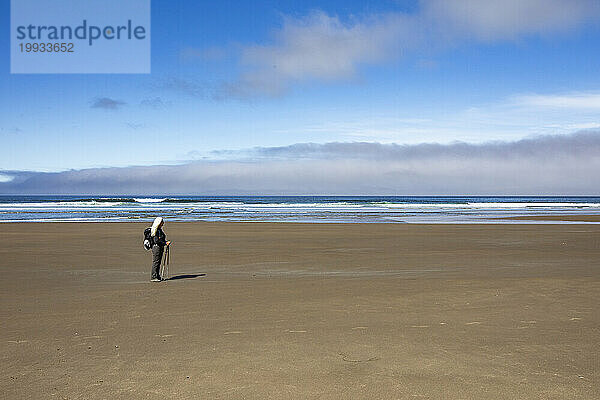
left=165, top=273, right=206, bottom=281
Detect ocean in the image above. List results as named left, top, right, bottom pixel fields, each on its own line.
left=0, top=195, right=599, bottom=223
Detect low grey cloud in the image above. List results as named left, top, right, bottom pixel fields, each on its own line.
left=242, top=130, right=600, bottom=160
left=159, top=77, right=208, bottom=98
left=0, top=127, right=23, bottom=134
left=180, top=46, right=229, bottom=62
left=126, top=122, right=146, bottom=130
left=140, top=97, right=170, bottom=109
left=1, top=131, right=598, bottom=195
left=91, top=97, right=126, bottom=110
left=218, top=1, right=600, bottom=98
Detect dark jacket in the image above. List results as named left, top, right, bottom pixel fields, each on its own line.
left=153, top=228, right=167, bottom=247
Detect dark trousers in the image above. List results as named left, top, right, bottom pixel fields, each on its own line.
left=151, top=245, right=164, bottom=279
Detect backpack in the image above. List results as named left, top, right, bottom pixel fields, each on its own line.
left=143, top=227, right=154, bottom=250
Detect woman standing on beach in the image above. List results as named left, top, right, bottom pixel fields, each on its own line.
left=150, top=217, right=170, bottom=282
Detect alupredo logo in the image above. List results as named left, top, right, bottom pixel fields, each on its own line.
left=11, top=0, right=150, bottom=73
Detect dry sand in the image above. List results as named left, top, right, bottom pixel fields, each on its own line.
left=1, top=222, right=599, bottom=399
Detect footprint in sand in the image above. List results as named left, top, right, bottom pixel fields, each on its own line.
left=338, top=352, right=379, bottom=363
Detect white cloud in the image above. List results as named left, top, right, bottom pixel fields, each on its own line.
left=249, top=90, right=600, bottom=145
left=424, top=0, right=600, bottom=41
left=513, top=92, right=600, bottom=109
left=217, top=1, right=600, bottom=98
left=218, top=12, right=415, bottom=98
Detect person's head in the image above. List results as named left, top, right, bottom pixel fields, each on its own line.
left=151, top=216, right=164, bottom=236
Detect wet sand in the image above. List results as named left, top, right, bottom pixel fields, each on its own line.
left=1, top=222, right=599, bottom=399
left=499, top=214, right=600, bottom=223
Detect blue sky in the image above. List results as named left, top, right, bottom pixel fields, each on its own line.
left=1, top=0, right=600, bottom=194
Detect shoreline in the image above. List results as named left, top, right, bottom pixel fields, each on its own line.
left=2, top=214, right=600, bottom=224
left=2, top=195, right=600, bottom=225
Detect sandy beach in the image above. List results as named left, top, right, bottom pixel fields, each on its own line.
left=1, top=222, right=599, bottom=399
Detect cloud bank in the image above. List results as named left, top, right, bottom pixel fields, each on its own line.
left=217, top=0, right=600, bottom=98
left=1, top=131, right=598, bottom=195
